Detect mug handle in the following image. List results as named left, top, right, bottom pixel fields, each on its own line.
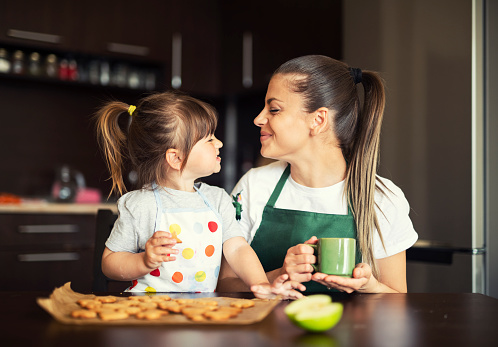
left=309, top=244, right=319, bottom=272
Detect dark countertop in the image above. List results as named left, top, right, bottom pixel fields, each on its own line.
left=1, top=290, right=497, bottom=347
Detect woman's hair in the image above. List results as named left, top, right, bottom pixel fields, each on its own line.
left=274, top=55, right=387, bottom=279
left=95, top=91, right=218, bottom=196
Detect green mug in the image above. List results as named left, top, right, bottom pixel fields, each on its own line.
left=310, top=238, right=356, bottom=277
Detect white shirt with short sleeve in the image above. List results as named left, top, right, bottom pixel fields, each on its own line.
left=230, top=161, right=418, bottom=259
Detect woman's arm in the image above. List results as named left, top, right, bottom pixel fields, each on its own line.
left=312, top=251, right=408, bottom=293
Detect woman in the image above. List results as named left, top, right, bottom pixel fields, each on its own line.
left=217, top=55, right=418, bottom=294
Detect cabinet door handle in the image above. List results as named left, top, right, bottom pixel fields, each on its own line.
left=18, top=224, right=79, bottom=234
left=18, top=252, right=80, bottom=262
left=7, top=29, right=62, bottom=44
left=242, top=31, right=253, bottom=88
left=171, top=33, right=182, bottom=89
left=107, top=42, right=150, bottom=56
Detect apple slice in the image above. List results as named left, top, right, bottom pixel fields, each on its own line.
left=285, top=294, right=343, bottom=332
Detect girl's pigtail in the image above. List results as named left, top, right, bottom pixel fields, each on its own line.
left=346, top=70, right=386, bottom=280
left=95, top=101, right=130, bottom=196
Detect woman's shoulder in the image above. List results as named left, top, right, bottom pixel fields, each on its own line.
left=375, top=176, right=411, bottom=215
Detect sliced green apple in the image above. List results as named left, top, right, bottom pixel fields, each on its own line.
left=285, top=294, right=343, bottom=332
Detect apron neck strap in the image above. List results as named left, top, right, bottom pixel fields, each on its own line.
left=267, top=165, right=291, bottom=208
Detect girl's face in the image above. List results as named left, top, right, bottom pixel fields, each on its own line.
left=254, top=74, right=310, bottom=161
left=184, top=134, right=223, bottom=179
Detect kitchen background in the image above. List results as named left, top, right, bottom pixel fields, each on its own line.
left=0, top=0, right=496, bottom=297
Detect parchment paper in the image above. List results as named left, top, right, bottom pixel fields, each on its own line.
left=37, top=282, right=280, bottom=325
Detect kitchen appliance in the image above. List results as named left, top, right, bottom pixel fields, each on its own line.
left=405, top=0, right=497, bottom=298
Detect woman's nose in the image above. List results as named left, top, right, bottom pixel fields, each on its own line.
left=254, top=109, right=267, bottom=127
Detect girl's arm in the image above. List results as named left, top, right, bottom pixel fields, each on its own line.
left=221, top=237, right=305, bottom=299
left=216, top=255, right=251, bottom=292
left=102, top=231, right=178, bottom=281
left=216, top=238, right=316, bottom=291
left=222, top=237, right=270, bottom=288
left=102, top=247, right=153, bottom=281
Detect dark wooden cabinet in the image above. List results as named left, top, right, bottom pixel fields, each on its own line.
left=77, top=0, right=173, bottom=63
left=0, top=0, right=86, bottom=53
left=0, top=213, right=97, bottom=292
left=0, top=0, right=172, bottom=63
left=220, top=0, right=343, bottom=94
left=169, top=1, right=222, bottom=96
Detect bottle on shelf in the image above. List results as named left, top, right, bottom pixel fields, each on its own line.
left=44, top=54, right=58, bottom=78
left=28, top=52, right=41, bottom=76
left=12, top=50, right=25, bottom=74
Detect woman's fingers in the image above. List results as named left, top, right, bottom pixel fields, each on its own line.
left=312, top=272, right=368, bottom=292
left=303, top=236, right=319, bottom=245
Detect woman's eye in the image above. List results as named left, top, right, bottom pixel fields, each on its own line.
left=269, top=108, right=280, bottom=114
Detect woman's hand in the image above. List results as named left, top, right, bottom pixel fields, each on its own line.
left=279, top=236, right=318, bottom=282
left=312, top=263, right=379, bottom=293
left=250, top=274, right=305, bottom=300
left=143, top=231, right=178, bottom=269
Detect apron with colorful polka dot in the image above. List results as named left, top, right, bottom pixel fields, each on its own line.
left=127, top=186, right=223, bottom=293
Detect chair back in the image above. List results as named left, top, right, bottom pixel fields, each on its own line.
left=92, top=209, right=118, bottom=292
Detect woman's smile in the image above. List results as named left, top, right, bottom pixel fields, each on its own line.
left=260, top=131, right=272, bottom=142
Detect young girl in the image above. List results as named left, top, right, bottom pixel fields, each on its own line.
left=95, top=91, right=303, bottom=299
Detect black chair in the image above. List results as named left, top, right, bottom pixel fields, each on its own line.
left=92, top=209, right=119, bottom=292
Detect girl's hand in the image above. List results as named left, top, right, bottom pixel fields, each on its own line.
left=312, top=263, right=380, bottom=293
left=143, top=231, right=178, bottom=269
left=250, top=274, right=305, bottom=300
left=279, top=236, right=318, bottom=283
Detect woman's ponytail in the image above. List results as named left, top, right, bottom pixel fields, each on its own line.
left=95, top=101, right=130, bottom=196
left=346, top=70, right=386, bottom=279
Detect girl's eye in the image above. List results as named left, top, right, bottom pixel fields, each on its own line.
left=270, top=108, right=280, bottom=114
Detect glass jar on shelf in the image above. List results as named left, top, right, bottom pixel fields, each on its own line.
left=0, top=48, right=11, bottom=73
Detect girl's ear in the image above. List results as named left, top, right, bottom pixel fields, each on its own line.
left=309, top=107, right=330, bottom=136
left=165, top=149, right=183, bottom=171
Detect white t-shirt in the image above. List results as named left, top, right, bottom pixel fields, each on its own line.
left=230, top=161, right=418, bottom=259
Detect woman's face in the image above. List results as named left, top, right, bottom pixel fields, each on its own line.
left=254, top=74, right=311, bottom=161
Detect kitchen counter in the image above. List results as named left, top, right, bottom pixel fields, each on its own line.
left=1, top=290, right=497, bottom=347
left=0, top=201, right=117, bottom=214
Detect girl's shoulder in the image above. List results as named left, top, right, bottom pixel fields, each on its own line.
left=197, top=182, right=231, bottom=202
left=117, top=188, right=156, bottom=213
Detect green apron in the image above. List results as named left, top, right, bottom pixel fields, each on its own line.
left=250, top=165, right=362, bottom=293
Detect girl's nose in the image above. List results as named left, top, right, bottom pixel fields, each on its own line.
left=214, top=136, right=223, bottom=148
left=254, top=109, right=267, bottom=127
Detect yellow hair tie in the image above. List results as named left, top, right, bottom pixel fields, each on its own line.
left=128, top=105, right=136, bottom=116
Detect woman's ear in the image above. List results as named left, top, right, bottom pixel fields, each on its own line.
left=310, top=107, right=330, bottom=136
left=165, top=149, right=183, bottom=171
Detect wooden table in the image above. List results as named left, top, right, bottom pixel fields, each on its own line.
left=1, top=291, right=497, bottom=347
